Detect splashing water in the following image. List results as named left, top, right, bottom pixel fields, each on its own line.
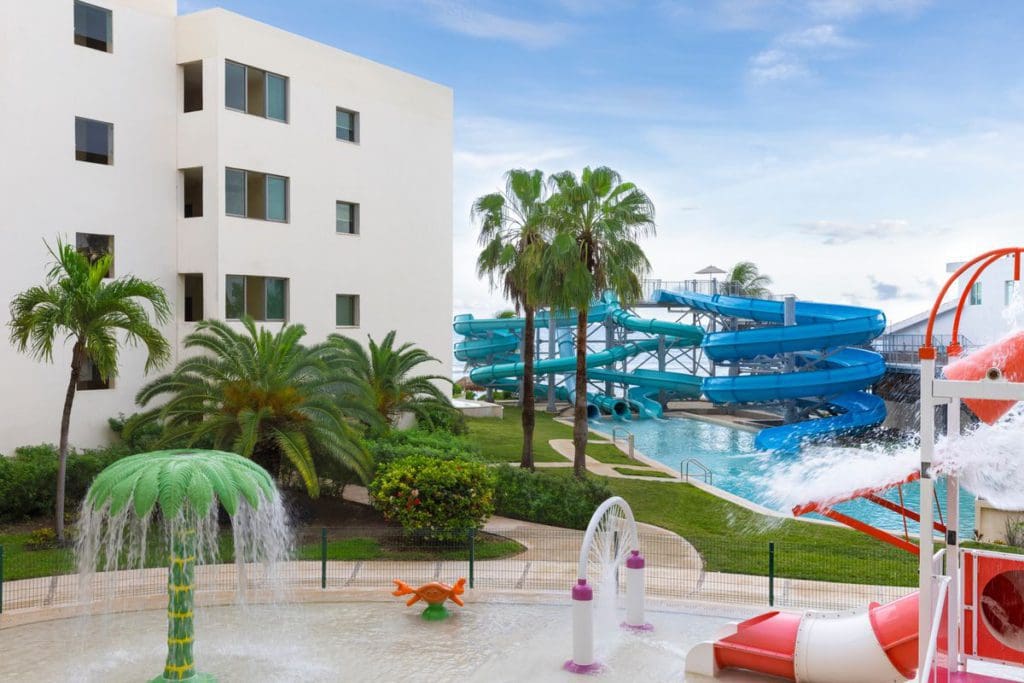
left=76, top=489, right=292, bottom=604
left=758, top=404, right=1024, bottom=519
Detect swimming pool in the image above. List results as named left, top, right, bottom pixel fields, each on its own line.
left=616, top=417, right=976, bottom=536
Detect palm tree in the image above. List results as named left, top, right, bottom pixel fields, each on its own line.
left=325, top=330, right=453, bottom=434
left=726, top=261, right=773, bottom=298
left=8, top=239, right=171, bottom=541
left=127, top=318, right=374, bottom=496
left=543, top=167, right=655, bottom=478
left=473, top=169, right=551, bottom=470
left=494, top=309, right=518, bottom=319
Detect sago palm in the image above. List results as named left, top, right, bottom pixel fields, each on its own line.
left=543, top=166, right=655, bottom=478
left=326, top=330, right=453, bottom=434
left=474, top=168, right=551, bottom=470
left=127, top=318, right=373, bottom=496
left=727, top=261, right=773, bottom=298
left=8, top=239, right=170, bottom=541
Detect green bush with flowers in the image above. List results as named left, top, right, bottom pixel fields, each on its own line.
left=369, top=454, right=495, bottom=541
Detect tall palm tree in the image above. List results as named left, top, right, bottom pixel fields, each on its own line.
left=8, top=239, right=171, bottom=541
left=325, top=330, right=453, bottom=434
left=127, top=318, right=374, bottom=496
left=473, top=169, right=551, bottom=470
left=543, top=167, right=655, bottom=478
left=727, top=261, right=773, bottom=298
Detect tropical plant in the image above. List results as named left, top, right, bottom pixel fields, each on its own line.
left=84, top=449, right=277, bottom=682
left=727, top=261, right=773, bottom=298
left=127, top=318, right=374, bottom=497
left=8, top=239, right=170, bottom=541
left=325, top=330, right=454, bottom=435
left=494, top=309, right=518, bottom=319
left=543, top=166, right=655, bottom=477
left=474, top=168, right=552, bottom=470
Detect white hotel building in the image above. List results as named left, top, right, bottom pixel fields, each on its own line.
left=0, top=1, right=453, bottom=453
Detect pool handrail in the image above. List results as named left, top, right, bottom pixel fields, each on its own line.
left=681, top=458, right=712, bottom=485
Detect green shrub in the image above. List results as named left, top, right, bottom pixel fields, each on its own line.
left=452, top=384, right=463, bottom=397
left=492, top=466, right=613, bottom=529
left=415, top=401, right=468, bottom=435
left=370, top=455, right=495, bottom=541
left=25, top=527, right=59, bottom=550
left=465, top=390, right=477, bottom=400
left=366, top=430, right=479, bottom=471
left=0, top=443, right=131, bottom=522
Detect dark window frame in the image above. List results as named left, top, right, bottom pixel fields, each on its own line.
left=225, top=168, right=289, bottom=223
left=75, top=232, right=114, bottom=278
left=335, top=107, right=359, bottom=143
left=335, top=201, right=359, bottom=235
left=225, top=275, right=289, bottom=322
left=224, top=60, right=289, bottom=123
left=75, top=117, right=113, bottom=165
left=335, top=294, right=359, bottom=327
left=74, top=1, right=112, bottom=53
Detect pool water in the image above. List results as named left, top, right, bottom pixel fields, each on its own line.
left=617, top=417, right=976, bottom=536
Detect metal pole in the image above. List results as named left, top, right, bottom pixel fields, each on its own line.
left=604, top=313, right=615, bottom=397
left=468, top=528, right=476, bottom=589
left=783, top=295, right=798, bottom=423
left=321, top=528, right=327, bottom=590
left=547, top=309, right=558, bottom=413
left=919, top=354, right=937, bottom=673
left=947, top=397, right=962, bottom=671
left=768, top=542, right=775, bottom=607
left=657, top=334, right=667, bottom=409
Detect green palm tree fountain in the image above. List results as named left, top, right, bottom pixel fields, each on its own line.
left=80, top=449, right=283, bottom=683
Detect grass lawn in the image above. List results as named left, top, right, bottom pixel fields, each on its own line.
left=613, top=466, right=674, bottom=479
left=465, top=407, right=573, bottom=463
left=586, top=443, right=636, bottom=465
left=0, top=532, right=76, bottom=581
left=536, top=468, right=918, bottom=586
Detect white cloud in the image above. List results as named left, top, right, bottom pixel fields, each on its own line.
left=808, top=0, right=931, bottom=21
left=780, top=24, right=856, bottom=48
left=799, top=218, right=914, bottom=245
left=419, top=0, right=572, bottom=49
left=749, top=49, right=810, bottom=83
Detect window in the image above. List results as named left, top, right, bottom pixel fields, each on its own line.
left=1007, top=280, right=1019, bottom=306
left=336, top=201, right=359, bottom=234
left=225, top=275, right=245, bottom=319
left=336, top=294, right=359, bottom=327
left=225, top=275, right=288, bottom=321
left=76, top=233, right=113, bottom=277
left=74, top=1, right=112, bottom=53
left=225, top=61, right=288, bottom=122
left=336, top=108, right=358, bottom=142
left=970, top=281, right=982, bottom=306
left=77, top=358, right=110, bottom=391
left=75, top=117, right=113, bottom=164
left=181, top=167, right=203, bottom=218
left=225, top=168, right=288, bottom=222
left=182, top=61, right=203, bottom=112
left=183, top=274, right=204, bottom=322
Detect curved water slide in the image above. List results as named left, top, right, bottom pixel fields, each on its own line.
left=655, top=291, right=887, bottom=451
left=454, top=301, right=703, bottom=420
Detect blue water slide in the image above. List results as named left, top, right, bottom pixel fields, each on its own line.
left=588, top=368, right=704, bottom=418
left=656, top=290, right=888, bottom=451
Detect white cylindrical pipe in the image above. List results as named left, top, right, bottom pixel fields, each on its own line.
left=919, top=354, right=937, bottom=674
left=565, top=579, right=601, bottom=673
left=624, top=550, right=652, bottom=631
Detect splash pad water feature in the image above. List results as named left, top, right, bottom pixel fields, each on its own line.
left=76, top=449, right=289, bottom=683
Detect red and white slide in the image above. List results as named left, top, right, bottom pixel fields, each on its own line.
left=686, top=592, right=919, bottom=682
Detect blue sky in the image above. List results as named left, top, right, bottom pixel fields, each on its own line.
left=182, top=0, right=1024, bottom=324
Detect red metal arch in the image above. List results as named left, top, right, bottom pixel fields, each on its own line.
left=919, top=248, right=1023, bottom=360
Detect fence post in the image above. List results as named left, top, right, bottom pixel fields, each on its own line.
left=0, top=544, right=4, bottom=615
left=468, top=529, right=476, bottom=589
left=320, top=528, right=327, bottom=590
left=768, top=542, right=775, bottom=607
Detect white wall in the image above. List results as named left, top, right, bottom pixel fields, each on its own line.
left=0, top=3, right=453, bottom=454
left=0, top=0, right=179, bottom=454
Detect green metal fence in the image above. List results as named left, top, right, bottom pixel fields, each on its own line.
left=0, top=524, right=917, bottom=617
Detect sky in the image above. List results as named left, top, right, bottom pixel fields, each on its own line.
left=181, top=0, right=1024, bottom=325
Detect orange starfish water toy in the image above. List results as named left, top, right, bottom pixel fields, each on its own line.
left=392, top=578, right=466, bottom=620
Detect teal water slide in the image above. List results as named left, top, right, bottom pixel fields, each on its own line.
left=655, top=290, right=887, bottom=452
left=455, top=298, right=704, bottom=420
left=453, top=290, right=888, bottom=450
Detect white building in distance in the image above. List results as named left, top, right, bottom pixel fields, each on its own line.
left=880, top=254, right=1021, bottom=357
left=0, top=0, right=453, bottom=453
